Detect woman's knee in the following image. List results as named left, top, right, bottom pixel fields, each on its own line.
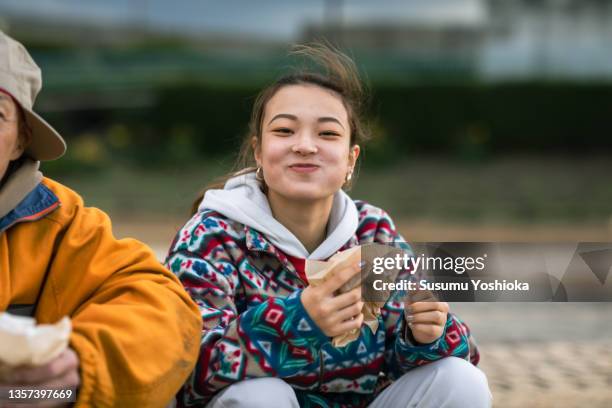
left=431, top=357, right=492, bottom=407
left=209, top=378, right=299, bottom=408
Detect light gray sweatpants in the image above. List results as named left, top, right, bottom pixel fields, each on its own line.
left=206, top=356, right=493, bottom=408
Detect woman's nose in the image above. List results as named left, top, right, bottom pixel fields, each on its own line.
left=291, top=131, right=318, bottom=154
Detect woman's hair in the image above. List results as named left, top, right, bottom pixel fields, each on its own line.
left=190, top=42, right=370, bottom=215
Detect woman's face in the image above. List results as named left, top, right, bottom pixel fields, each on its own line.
left=0, top=94, right=24, bottom=180
left=255, top=84, right=360, bottom=202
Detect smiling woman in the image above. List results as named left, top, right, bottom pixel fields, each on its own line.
left=255, top=83, right=362, bottom=251
left=189, top=43, right=370, bottom=213
left=165, top=43, right=491, bottom=408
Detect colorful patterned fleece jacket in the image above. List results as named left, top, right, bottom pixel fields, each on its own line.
left=165, top=200, right=480, bottom=407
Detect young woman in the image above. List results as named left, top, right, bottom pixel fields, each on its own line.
left=166, top=44, right=492, bottom=408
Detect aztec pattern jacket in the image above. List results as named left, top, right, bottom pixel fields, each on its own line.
left=165, top=200, right=480, bottom=408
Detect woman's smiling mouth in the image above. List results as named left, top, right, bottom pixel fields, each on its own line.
left=288, top=163, right=320, bottom=173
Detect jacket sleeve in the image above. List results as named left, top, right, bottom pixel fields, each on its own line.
left=40, top=204, right=202, bottom=408
left=164, top=215, right=328, bottom=406
left=372, top=209, right=480, bottom=380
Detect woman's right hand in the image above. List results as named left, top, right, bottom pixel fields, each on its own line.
left=300, top=262, right=364, bottom=337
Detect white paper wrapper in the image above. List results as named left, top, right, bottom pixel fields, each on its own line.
left=306, top=246, right=381, bottom=347
left=306, top=244, right=405, bottom=347
left=0, top=313, right=71, bottom=367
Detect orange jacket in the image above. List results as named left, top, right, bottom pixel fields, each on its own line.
left=0, top=177, right=201, bottom=407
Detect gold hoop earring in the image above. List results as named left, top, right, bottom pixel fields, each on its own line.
left=345, top=170, right=353, bottom=183
left=256, top=166, right=264, bottom=181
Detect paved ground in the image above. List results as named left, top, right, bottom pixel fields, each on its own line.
left=478, top=340, right=611, bottom=407
left=452, top=303, right=612, bottom=407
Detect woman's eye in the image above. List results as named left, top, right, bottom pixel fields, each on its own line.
left=320, top=131, right=340, bottom=137
left=273, top=128, right=293, bottom=134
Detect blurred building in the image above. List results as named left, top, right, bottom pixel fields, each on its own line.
left=303, top=0, right=612, bottom=81
left=2, top=0, right=612, bottom=86
left=482, top=0, right=612, bottom=80
left=301, top=22, right=484, bottom=80
left=302, top=22, right=483, bottom=55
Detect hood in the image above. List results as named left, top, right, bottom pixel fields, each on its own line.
left=198, top=172, right=358, bottom=260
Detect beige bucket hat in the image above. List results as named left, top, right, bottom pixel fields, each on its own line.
left=0, top=30, right=66, bottom=161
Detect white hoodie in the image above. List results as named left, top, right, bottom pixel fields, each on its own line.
left=199, top=172, right=358, bottom=260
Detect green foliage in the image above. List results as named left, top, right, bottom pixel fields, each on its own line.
left=40, top=81, right=612, bottom=171
left=371, top=82, right=612, bottom=159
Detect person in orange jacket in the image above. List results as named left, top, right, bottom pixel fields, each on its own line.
left=0, top=31, right=201, bottom=407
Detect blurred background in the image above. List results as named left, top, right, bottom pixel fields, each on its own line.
left=1, top=1, right=611, bottom=406
left=1, top=0, right=611, bottom=242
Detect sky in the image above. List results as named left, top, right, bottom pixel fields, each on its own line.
left=0, top=0, right=487, bottom=39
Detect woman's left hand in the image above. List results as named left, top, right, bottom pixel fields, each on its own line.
left=404, top=297, right=449, bottom=345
